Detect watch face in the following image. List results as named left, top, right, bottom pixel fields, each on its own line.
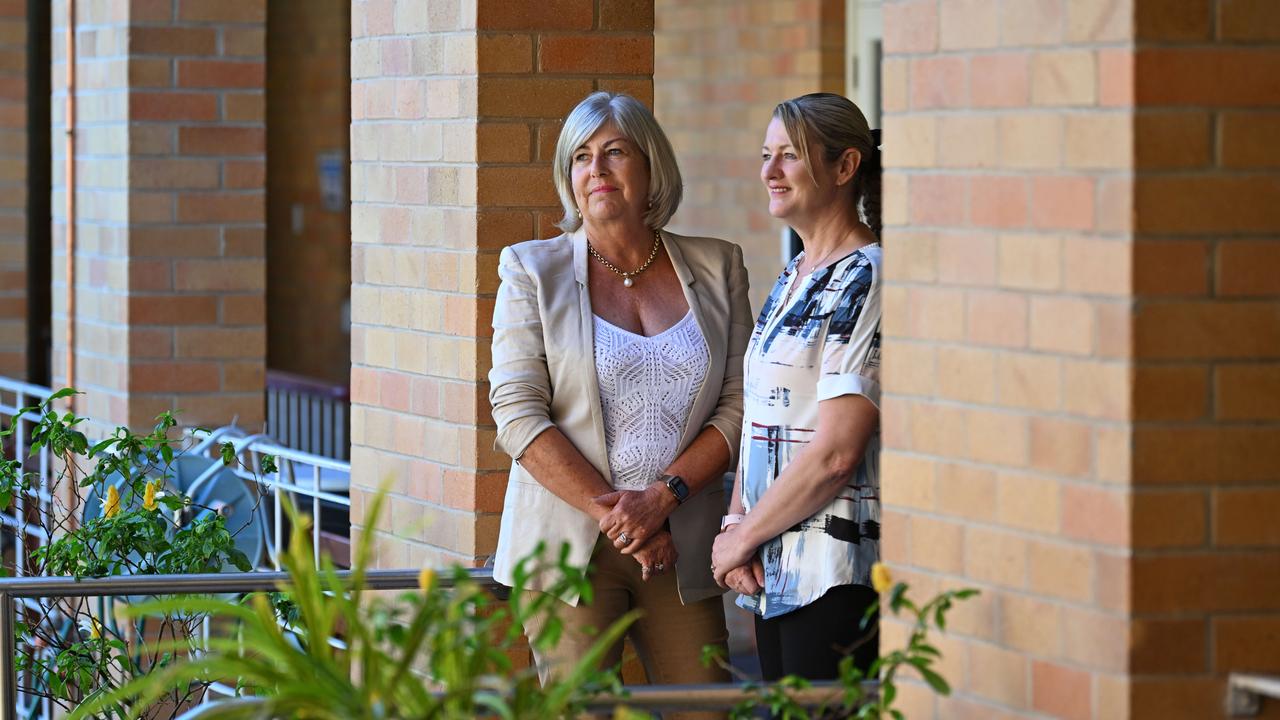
left=667, top=475, right=689, bottom=501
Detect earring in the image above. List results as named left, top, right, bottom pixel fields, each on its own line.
left=576, top=208, right=582, bottom=219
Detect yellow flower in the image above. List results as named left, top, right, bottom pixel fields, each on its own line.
left=102, top=485, right=120, bottom=519
left=79, top=615, right=103, bottom=640
left=871, top=562, right=893, bottom=594
left=418, top=568, right=437, bottom=593
left=142, top=480, right=159, bottom=512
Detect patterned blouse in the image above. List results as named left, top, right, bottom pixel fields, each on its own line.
left=736, top=244, right=882, bottom=619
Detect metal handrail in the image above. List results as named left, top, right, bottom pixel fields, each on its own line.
left=0, top=568, right=492, bottom=719
left=0, top=569, right=866, bottom=718
left=1229, top=673, right=1280, bottom=717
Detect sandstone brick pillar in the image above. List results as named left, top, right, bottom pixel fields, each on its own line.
left=51, top=0, right=266, bottom=430
left=881, top=1, right=1280, bottom=718
left=655, top=0, right=845, bottom=310
left=0, top=3, right=26, bottom=378
left=348, top=0, right=653, bottom=567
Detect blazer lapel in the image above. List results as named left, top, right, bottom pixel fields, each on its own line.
left=663, top=231, right=720, bottom=452
left=572, top=228, right=611, bottom=475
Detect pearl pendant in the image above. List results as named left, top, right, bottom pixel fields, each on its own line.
left=623, top=277, right=634, bottom=288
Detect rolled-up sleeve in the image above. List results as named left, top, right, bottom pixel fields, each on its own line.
left=488, top=246, right=555, bottom=460
left=816, top=263, right=881, bottom=409
left=703, top=243, right=752, bottom=467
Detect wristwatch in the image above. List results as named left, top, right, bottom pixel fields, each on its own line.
left=661, top=474, right=689, bottom=505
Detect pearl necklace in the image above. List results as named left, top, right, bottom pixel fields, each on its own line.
left=587, top=230, right=662, bottom=288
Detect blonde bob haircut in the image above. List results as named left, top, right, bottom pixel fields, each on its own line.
left=553, top=91, right=683, bottom=233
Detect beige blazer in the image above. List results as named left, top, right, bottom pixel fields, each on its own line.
left=488, top=227, right=752, bottom=605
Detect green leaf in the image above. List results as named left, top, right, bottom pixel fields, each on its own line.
left=49, top=387, right=80, bottom=401
left=533, top=616, right=563, bottom=652
left=860, top=599, right=880, bottom=631
left=228, top=548, right=252, bottom=572
left=889, top=582, right=908, bottom=613
left=915, top=643, right=942, bottom=658
left=917, top=665, right=951, bottom=695
left=700, top=643, right=726, bottom=668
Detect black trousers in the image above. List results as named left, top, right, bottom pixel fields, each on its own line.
left=754, top=583, right=880, bottom=682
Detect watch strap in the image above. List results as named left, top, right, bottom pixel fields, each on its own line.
left=721, top=513, right=746, bottom=531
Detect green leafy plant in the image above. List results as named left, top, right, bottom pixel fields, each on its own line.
left=0, top=389, right=272, bottom=718
left=70, top=490, right=636, bottom=719
left=692, top=564, right=978, bottom=720
left=2, top=389, right=975, bottom=719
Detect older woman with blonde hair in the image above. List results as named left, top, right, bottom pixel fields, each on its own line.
left=488, top=91, right=751, bottom=711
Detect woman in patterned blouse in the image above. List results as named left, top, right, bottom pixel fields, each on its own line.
left=711, top=93, right=884, bottom=680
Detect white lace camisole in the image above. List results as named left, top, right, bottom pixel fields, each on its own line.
left=593, top=311, right=709, bottom=490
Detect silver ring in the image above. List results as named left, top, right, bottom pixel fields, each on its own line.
left=618, top=532, right=631, bottom=546
left=655, top=563, right=665, bottom=571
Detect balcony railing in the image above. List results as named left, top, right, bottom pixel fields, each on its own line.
left=0, top=568, right=865, bottom=719
left=0, top=378, right=55, bottom=583
left=265, top=370, right=349, bottom=461
left=182, top=426, right=352, bottom=566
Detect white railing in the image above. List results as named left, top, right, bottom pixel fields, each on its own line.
left=0, top=378, right=55, bottom=583
left=0, top=377, right=351, bottom=719
left=183, top=426, right=351, bottom=569
left=265, top=370, right=349, bottom=461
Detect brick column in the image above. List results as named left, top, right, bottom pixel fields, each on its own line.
left=1128, top=1, right=1280, bottom=716
left=0, top=4, right=26, bottom=377
left=655, top=0, right=845, bottom=310
left=51, top=0, right=265, bottom=429
left=348, top=0, right=652, bottom=568
left=882, top=1, right=1280, bottom=718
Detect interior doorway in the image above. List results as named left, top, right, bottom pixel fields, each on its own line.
left=264, top=0, right=352, bottom=462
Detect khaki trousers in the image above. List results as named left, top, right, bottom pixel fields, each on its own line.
left=522, top=536, right=730, bottom=720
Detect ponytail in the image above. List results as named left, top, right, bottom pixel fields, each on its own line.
left=859, top=130, right=883, bottom=239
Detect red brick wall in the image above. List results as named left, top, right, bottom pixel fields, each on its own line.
left=655, top=0, right=844, bottom=311
left=0, top=1, right=25, bottom=378
left=51, top=0, right=266, bottom=430
left=881, top=0, right=1280, bottom=718
left=1127, top=1, right=1280, bottom=716
left=265, top=0, right=350, bottom=386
